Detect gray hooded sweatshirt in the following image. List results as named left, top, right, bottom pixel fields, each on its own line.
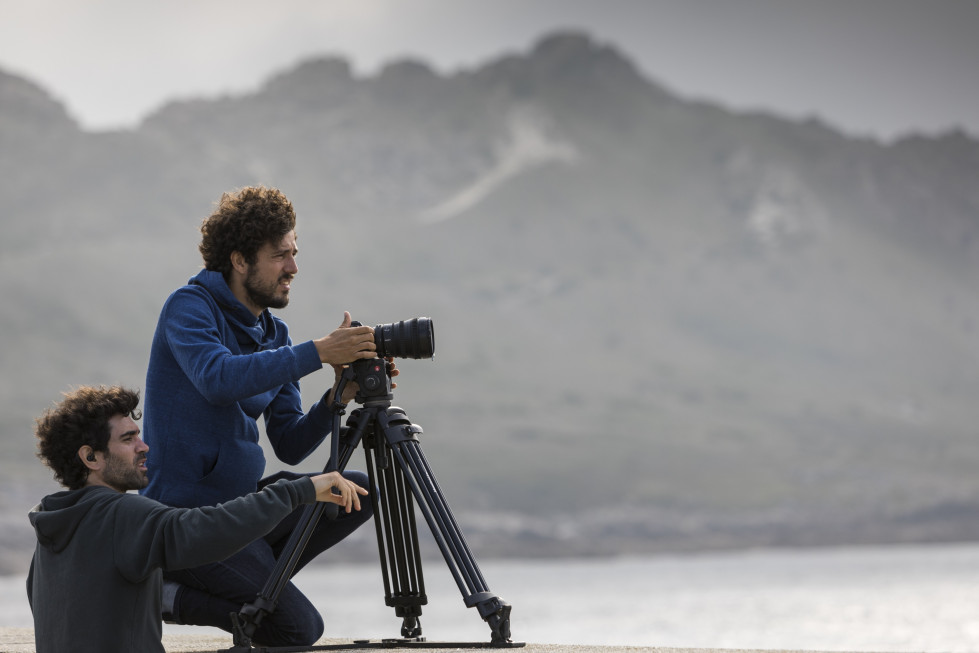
left=27, top=477, right=315, bottom=653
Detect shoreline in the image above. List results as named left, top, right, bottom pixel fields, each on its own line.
left=3, top=536, right=978, bottom=578
left=5, top=544, right=972, bottom=652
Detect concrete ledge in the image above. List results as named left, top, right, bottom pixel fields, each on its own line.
left=0, top=628, right=851, bottom=653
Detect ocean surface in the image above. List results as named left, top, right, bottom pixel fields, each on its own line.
left=4, top=542, right=977, bottom=652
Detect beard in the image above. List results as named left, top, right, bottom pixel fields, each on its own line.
left=244, top=267, right=291, bottom=310
left=103, top=452, right=148, bottom=492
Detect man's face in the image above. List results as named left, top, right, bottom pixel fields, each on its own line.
left=102, top=414, right=149, bottom=492
left=243, top=230, right=299, bottom=311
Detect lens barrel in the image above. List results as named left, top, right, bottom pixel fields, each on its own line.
left=374, top=317, right=435, bottom=359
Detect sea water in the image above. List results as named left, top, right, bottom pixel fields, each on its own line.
left=4, top=542, right=977, bottom=651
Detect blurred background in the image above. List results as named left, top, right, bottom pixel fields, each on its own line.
left=2, top=1, right=979, bottom=649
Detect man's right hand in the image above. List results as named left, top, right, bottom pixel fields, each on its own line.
left=313, top=311, right=377, bottom=365
left=310, top=471, right=369, bottom=512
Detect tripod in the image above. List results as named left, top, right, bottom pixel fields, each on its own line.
left=228, top=359, right=519, bottom=651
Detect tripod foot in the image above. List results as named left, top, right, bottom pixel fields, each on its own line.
left=230, top=610, right=254, bottom=650
left=401, top=615, right=422, bottom=639
left=467, top=593, right=512, bottom=644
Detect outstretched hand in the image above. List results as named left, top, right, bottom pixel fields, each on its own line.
left=310, top=471, right=369, bottom=512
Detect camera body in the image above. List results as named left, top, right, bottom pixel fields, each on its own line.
left=349, top=317, right=434, bottom=401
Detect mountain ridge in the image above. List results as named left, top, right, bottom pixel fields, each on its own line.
left=1, top=30, right=979, bottom=572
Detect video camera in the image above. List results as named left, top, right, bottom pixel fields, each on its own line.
left=351, top=317, right=434, bottom=398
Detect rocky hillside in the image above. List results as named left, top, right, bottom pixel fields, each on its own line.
left=2, top=31, right=979, bottom=571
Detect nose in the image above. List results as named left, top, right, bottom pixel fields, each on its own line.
left=136, top=436, right=149, bottom=454
left=285, top=254, right=298, bottom=275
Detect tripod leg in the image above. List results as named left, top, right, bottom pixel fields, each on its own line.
left=376, top=408, right=513, bottom=644
left=364, top=434, right=426, bottom=639
left=231, top=418, right=364, bottom=648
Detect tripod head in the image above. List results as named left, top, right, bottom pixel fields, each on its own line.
left=351, top=358, right=394, bottom=403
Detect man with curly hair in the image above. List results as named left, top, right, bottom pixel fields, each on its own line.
left=28, top=385, right=367, bottom=653
left=141, top=186, right=388, bottom=646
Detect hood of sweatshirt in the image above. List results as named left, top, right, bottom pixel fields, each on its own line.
left=29, top=486, right=117, bottom=553
left=189, top=269, right=280, bottom=352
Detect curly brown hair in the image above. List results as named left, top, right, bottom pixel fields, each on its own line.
left=199, top=186, right=297, bottom=277
left=35, top=386, right=142, bottom=490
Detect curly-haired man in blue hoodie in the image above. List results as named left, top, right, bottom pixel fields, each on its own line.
left=141, top=186, right=391, bottom=646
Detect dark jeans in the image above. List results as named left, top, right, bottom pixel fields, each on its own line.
left=165, top=470, right=374, bottom=646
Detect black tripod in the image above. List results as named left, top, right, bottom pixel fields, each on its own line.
left=228, top=359, right=519, bottom=651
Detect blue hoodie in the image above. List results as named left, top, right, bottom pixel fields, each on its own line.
left=141, top=269, right=333, bottom=508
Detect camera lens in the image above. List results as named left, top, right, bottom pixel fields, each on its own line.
left=374, top=317, right=435, bottom=359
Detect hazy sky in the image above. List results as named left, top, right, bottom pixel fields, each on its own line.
left=1, top=0, right=976, bottom=141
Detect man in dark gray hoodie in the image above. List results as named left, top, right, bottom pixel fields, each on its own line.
left=27, top=385, right=367, bottom=653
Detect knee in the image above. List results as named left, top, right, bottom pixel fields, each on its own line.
left=343, top=469, right=369, bottom=489
left=261, top=602, right=324, bottom=646
left=297, top=611, right=325, bottom=646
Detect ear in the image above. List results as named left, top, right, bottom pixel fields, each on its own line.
left=78, top=446, right=100, bottom=470
left=230, top=251, right=249, bottom=275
